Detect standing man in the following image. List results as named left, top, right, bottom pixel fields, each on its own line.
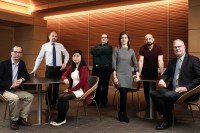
left=150, top=39, right=200, bottom=130
left=90, top=33, right=113, bottom=108
left=0, top=46, right=34, bottom=130
left=138, top=34, right=164, bottom=109
left=31, top=31, right=69, bottom=109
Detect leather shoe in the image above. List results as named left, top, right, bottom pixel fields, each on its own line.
left=18, top=117, right=31, bottom=126
left=10, top=120, right=19, bottom=130
left=156, top=122, right=170, bottom=130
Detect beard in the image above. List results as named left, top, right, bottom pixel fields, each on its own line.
left=146, top=42, right=153, bottom=47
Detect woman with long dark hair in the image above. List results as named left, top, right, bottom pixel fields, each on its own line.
left=112, top=32, right=139, bottom=123
left=50, top=49, right=89, bottom=126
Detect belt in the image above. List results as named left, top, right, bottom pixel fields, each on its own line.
left=95, top=64, right=109, bottom=67
left=46, top=65, right=61, bottom=68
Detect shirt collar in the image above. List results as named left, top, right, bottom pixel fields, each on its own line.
left=100, top=43, right=107, bottom=46
left=49, top=41, right=57, bottom=45
left=11, top=58, right=19, bottom=65
left=178, top=53, right=185, bottom=61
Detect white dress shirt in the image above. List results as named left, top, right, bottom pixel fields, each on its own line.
left=11, top=58, right=19, bottom=83
left=71, top=68, right=84, bottom=98
left=33, top=41, right=69, bottom=71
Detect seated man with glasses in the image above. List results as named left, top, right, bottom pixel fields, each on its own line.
left=150, top=39, right=200, bottom=130
left=0, top=46, right=34, bottom=130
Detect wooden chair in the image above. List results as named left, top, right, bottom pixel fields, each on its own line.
left=75, top=76, right=100, bottom=125
left=174, top=84, right=200, bottom=121
left=112, top=80, right=141, bottom=110
left=0, top=94, right=9, bottom=121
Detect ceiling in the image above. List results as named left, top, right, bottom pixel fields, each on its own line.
left=0, top=0, right=161, bottom=26
left=14, top=0, right=161, bottom=15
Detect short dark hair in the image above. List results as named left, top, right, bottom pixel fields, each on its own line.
left=11, top=46, right=23, bottom=52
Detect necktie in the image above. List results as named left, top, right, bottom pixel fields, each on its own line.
left=173, top=58, right=182, bottom=89
left=52, top=43, right=56, bottom=66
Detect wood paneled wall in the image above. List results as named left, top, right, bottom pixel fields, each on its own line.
left=47, top=0, right=188, bottom=66
left=189, top=0, right=200, bottom=58
left=0, top=26, right=14, bottom=61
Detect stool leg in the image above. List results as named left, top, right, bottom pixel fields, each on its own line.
left=189, top=105, right=195, bottom=121
left=83, top=102, right=86, bottom=116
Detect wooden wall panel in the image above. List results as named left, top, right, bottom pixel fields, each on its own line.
left=169, top=0, right=188, bottom=60
left=46, top=0, right=188, bottom=67
left=0, top=26, right=14, bottom=61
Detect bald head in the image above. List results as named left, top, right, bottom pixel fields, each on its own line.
left=173, top=39, right=186, bottom=58
left=49, top=31, right=58, bottom=42
left=145, top=34, right=154, bottom=46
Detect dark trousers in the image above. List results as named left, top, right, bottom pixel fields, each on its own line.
left=118, top=87, right=128, bottom=114
left=56, top=92, right=76, bottom=123
left=45, top=66, right=62, bottom=106
left=141, top=68, right=158, bottom=107
left=92, top=66, right=111, bottom=105
left=150, top=89, right=181, bottom=124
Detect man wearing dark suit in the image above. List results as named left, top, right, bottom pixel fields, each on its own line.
left=0, top=46, right=34, bottom=130
left=150, top=39, right=200, bottom=130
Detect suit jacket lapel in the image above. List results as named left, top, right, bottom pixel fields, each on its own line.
left=180, top=54, right=188, bottom=75
left=18, top=60, right=22, bottom=79
left=8, top=59, right=13, bottom=83
left=171, top=58, right=177, bottom=78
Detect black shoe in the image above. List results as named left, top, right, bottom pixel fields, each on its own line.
left=10, top=121, right=19, bottom=130
left=155, top=122, right=170, bottom=130
left=18, top=117, right=31, bottom=126
left=123, top=113, right=129, bottom=123
left=118, top=112, right=123, bottom=122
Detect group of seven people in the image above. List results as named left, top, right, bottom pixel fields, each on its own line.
left=0, top=31, right=199, bottom=130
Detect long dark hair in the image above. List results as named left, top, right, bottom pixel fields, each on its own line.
left=71, top=49, right=88, bottom=71
left=118, top=31, right=130, bottom=50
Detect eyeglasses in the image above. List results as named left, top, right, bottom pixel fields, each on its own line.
left=13, top=51, right=22, bottom=54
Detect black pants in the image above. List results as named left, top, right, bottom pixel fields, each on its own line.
left=45, top=66, right=62, bottom=106
left=141, top=68, right=158, bottom=107
left=118, top=87, right=128, bottom=114
left=92, top=65, right=111, bottom=106
left=150, top=89, right=181, bottom=124
left=56, top=92, right=76, bottom=123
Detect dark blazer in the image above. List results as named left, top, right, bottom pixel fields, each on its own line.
left=162, top=54, right=200, bottom=91
left=0, top=59, right=30, bottom=93
left=161, top=54, right=200, bottom=101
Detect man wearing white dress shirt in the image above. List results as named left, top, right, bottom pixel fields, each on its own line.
left=31, top=31, right=69, bottom=109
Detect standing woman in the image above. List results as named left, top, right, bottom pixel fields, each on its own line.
left=50, top=50, right=90, bottom=126
left=112, top=32, right=139, bottom=123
